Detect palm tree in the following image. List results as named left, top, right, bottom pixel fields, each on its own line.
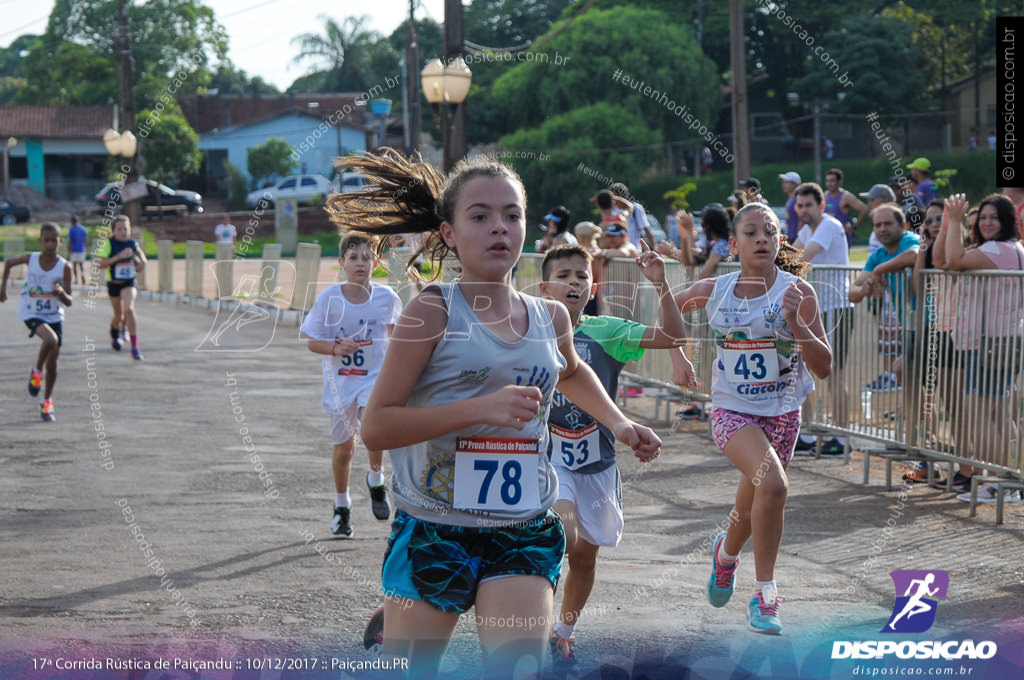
left=291, top=15, right=381, bottom=92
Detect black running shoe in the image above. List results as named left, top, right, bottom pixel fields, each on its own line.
left=366, top=472, right=390, bottom=520
left=110, top=326, right=121, bottom=351
left=363, top=607, right=384, bottom=650
left=331, top=506, right=352, bottom=537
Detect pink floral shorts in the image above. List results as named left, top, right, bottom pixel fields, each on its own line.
left=710, top=408, right=802, bottom=466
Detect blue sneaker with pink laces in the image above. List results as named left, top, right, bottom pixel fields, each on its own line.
left=746, top=584, right=782, bottom=635
left=706, top=533, right=738, bottom=608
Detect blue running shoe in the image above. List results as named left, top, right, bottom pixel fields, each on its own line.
left=548, top=630, right=577, bottom=676
left=706, top=533, right=738, bottom=608
left=746, top=586, right=782, bottom=635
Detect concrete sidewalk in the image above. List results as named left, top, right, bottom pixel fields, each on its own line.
left=0, top=297, right=1021, bottom=679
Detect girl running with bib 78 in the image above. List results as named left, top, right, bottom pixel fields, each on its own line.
left=327, top=150, right=662, bottom=679
left=671, top=203, right=832, bottom=634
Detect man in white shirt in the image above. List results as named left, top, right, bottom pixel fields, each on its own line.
left=214, top=214, right=237, bottom=247
left=792, top=182, right=852, bottom=453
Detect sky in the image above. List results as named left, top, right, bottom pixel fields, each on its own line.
left=0, top=0, right=448, bottom=91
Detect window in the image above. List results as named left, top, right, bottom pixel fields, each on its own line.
left=279, top=179, right=296, bottom=189
left=301, top=177, right=317, bottom=187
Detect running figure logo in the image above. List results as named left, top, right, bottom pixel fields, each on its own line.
left=882, top=570, right=949, bottom=633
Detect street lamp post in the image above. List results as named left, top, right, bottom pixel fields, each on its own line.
left=103, top=128, right=142, bottom=218
left=420, top=57, right=472, bottom=172
left=3, top=137, right=16, bottom=197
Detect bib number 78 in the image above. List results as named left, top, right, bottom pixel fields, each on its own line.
left=472, top=459, right=522, bottom=505
left=453, top=437, right=541, bottom=512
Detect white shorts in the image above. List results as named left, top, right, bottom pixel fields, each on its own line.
left=555, top=465, right=623, bottom=547
left=330, top=402, right=364, bottom=445
left=69, top=252, right=85, bottom=263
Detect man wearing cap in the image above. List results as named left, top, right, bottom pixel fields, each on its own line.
left=858, top=185, right=896, bottom=257
left=888, top=175, right=925, bottom=232
left=824, top=168, right=868, bottom=247
left=908, top=158, right=938, bottom=204
left=779, top=171, right=801, bottom=242
left=608, top=182, right=654, bottom=248
left=739, top=177, right=770, bottom=205
left=594, top=219, right=640, bottom=317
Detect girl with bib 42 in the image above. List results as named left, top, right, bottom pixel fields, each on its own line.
left=671, top=203, right=832, bottom=634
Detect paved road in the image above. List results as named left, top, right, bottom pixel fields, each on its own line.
left=0, top=295, right=1021, bottom=679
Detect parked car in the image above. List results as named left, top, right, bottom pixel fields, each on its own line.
left=335, top=171, right=370, bottom=193
left=0, top=197, right=30, bottom=225
left=247, top=174, right=332, bottom=208
left=95, top=180, right=203, bottom=216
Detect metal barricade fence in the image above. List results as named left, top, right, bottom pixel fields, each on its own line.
left=388, top=252, right=1024, bottom=492
left=909, top=269, right=1024, bottom=479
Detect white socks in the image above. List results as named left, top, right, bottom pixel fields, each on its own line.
left=367, top=469, right=385, bottom=487
left=756, top=580, right=778, bottom=605
left=335, top=491, right=350, bottom=508
left=552, top=620, right=575, bottom=639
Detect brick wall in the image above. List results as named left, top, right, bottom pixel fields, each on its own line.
left=140, top=207, right=337, bottom=242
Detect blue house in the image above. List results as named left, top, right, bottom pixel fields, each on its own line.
left=181, top=94, right=383, bottom=194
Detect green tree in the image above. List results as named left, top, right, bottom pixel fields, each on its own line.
left=882, top=2, right=972, bottom=98
left=291, top=15, right=397, bottom=92
left=479, top=6, right=720, bottom=146
left=15, top=0, right=227, bottom=107
left=14, top=40, right=117, bottom=105
left=137, top=110, right=201, bottom=215
left=247, top=138, right=296, bottom=189
left=207, top=65, right=280, bottom=95
left=500, top=101, right=662, bottom=226
left=223, top=160, right=249, bottom=212
left=793, top=14, right=924, bottom=114
left=465, top=0, right=574, bottom=47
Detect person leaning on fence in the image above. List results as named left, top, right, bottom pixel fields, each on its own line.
left=848, top=204, right=920, bottom=392
left=902, top=200, right=959, bottom=484
left=940, top=194, right=1024, bottom=504
left=791, top=182, right=853, bottom=454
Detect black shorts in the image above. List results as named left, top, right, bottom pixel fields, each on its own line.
left=824, top=308, right=853, bottom=369
left=24, top=319, right=63, bottom=347
left=910, top=330, right=960, bottom=387
left=107, top=279, right=136, bottom=298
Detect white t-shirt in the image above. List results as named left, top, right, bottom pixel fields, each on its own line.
left=798, top=214, right=851, bottom=312
left=300, top=282, right=403, bottom=412
left=214, top=223, right=237, bottom=244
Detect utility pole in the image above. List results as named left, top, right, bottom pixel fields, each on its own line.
left=813, top=102, right=822, bottom=184
left=444, top=0, right=466, bottom=173
left=729, top=0, right=750, bottom=187
left=407, top=0, right=421, bottom=157
left=117, top=0, right=141, bottom=227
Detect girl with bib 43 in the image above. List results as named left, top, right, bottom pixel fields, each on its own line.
left=671, top=203, right=832, bottom=634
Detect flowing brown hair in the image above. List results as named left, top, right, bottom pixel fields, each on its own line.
left=326, top=148, right=524, bottom=280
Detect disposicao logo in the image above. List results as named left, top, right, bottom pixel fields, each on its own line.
left=883, top=569, right=948, bottom=634
left=831, top=570, right=997, bottom=661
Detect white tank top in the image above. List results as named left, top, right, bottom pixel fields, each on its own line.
left=18, top=253, right=66, bottom=324
left=389, top=282, right=566, bottom=527
left=708, top=269, right=814, bottom=416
